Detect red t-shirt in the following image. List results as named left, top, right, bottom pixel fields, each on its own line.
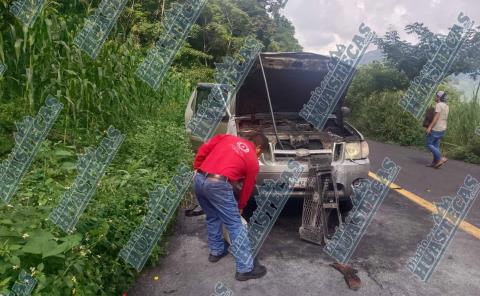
left=193, top=134, right=259, bottom=209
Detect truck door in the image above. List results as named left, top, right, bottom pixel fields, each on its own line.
left=185, top=84, right=232, bottom=151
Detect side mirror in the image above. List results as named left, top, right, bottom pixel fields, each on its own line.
left=341, top=106, right=351, bottom=117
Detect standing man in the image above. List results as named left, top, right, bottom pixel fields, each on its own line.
left=193, top=133, right=269, bottom=281
left=426, top=91, right=449, bottom=168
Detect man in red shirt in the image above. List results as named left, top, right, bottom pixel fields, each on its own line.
left=193, top=133, right=269, bottom=281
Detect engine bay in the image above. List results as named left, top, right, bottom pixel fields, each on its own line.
left=237, top=116, right=354, bottom=151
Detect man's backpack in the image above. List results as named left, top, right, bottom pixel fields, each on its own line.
left=423, top=107, right=435, bottom=128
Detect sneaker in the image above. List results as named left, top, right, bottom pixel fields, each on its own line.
left=235, top=260, right=267, bottom=281
left=426, top=162, right=436, bottom=167
left=434, top=157, right=448, bottom=168
left=209, top=251, right=228, bottom=263
left=209, top=241, right=230, bottom=263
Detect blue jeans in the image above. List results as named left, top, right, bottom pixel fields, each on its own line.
left=194, top=173, right=254, bottom=273
left=426, top=130, right=445, bottom=163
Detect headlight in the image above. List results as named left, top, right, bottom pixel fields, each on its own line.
left=345, top=142, right=361, bottom=159
left=361, top=141, right=369, bottom=159
left=345, top=141, right=369, bottom=160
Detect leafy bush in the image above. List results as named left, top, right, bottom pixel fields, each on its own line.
left=347, top=62, right=410, bottom=105
left=348, top=90, right=425, bottom=146
left=0, top=111, right=193, bottom=295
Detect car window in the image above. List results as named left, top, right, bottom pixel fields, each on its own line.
left=195, top=87, right=211, bottom=110
left=195, top=86, right=230, bottom=122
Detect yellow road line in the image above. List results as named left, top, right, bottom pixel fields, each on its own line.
left=368, top=171, right=480, bottom=240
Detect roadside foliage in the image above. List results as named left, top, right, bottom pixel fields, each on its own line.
left=0, top=2, right=191, bottom=295
left=1, top=0, right=479, bottom=294
left=347, top=63, right=480, bottom=164
left=0, top=0, right=300, bottom=294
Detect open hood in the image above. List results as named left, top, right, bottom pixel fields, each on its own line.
left=235, top=52, right=352, bottom=118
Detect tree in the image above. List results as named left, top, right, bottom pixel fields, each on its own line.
left=375, top=22, right=480, bottom=102
left=121, top=0, right=302, bottom=69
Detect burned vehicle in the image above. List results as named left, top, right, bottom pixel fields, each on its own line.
left=185, top=52, right=370, bottom=241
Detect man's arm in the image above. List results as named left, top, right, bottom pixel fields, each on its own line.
left=193, top=134, right=227, bottom=170
left=237, top=159, right=259, bottom=210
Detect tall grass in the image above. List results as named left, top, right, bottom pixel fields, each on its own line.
left=446, top=99, right=480, bottom=145
left=444, top=99, right=480, bottom=163
left=0, top=0, right=191, bottom=146
left=0, top=1, right=196, bottom=294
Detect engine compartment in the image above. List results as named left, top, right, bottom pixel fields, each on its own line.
left=237, top=115, right=355, bottom=152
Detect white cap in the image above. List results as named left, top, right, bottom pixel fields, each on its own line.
left=436, top=91, right=446, bottom=98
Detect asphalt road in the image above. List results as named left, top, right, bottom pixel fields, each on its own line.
left=128, top=140, right=480, bottom=296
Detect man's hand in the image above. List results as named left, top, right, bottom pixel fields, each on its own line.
left=426, top=126, right=432, bottom=134
left=239, top=208, right=243, bottom=215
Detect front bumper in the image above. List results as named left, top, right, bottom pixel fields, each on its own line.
left=256, top=157, right=370, bottom=200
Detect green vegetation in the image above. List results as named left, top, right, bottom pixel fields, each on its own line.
left=0, top=0, right=301, bottom=295
left=347, top=62, right=480, bottom=164
left=375, top=22, right=480, bottom=94
left=2, top=1, right=478, bottom=294
left=350, top=20, right=480, bottom=163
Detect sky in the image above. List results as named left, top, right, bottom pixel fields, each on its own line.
left=281, top=0, right=480, bottom=55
